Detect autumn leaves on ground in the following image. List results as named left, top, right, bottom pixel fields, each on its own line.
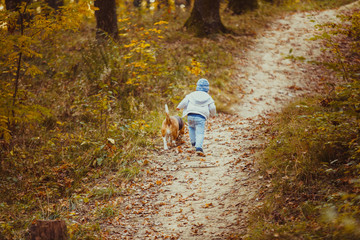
left=1, top=0, right=360, bottom=239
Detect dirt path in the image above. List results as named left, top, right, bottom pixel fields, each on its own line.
left=104, top=3, right=359, bottom=239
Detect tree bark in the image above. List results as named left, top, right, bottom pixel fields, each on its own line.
left=227, top=0, right=258, bottom=15
left=184, top=0, right=227, bottom=36
left=46, top=0, right=64, bottom=10
left=262, top=0, right=279, bottom=4
left=29, top=220, right=68, bottom=240
left=5, top=0, right=32, bottom=33
left=5, top=0, right=23, bottom=11
left=94, top=0, right=119, bottom=40
left=133, top=0, right=142, bottom=7
left=6, top=0, right=28, bottom=130
left=175, top=0, right=191, bottom=7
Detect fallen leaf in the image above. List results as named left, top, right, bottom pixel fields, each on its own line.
left=203, top=203, right=213, bottom=208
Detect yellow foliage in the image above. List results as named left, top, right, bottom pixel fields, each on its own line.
left=118, top=18, right=130, bottom=23
left=0, top=116, right=10, bottom=144
left=185, top=59, right=206, bottom=76
left=154, top=21, right=168, bottom=26
left=0, top=1, right=90, bottom=145
left=124, top=42, right=137, bottom=48
left=130, top=119, right=149, bottom=131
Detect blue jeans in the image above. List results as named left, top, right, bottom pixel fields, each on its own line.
left=187, top=114, right=206, bottom=150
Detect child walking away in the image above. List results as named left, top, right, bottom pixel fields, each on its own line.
left=176, top=78, right=216, bottom=156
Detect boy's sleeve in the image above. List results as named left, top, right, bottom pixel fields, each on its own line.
left=177, top=96, right=189, bottom=109
left=209, top=102, right=217, bottom=117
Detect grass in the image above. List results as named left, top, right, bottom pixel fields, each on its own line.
left=90, top=185, right=122, bottom=201
left=247, top=98, right=360, bottom=239
left=0, top=0, right=358, bottom=239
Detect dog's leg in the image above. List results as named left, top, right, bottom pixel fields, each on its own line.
left=163, top=137, right=168, bottom=150
left=176, top=130, right=182, bottom=140
left=171, top=129, right=179, bottom=146
left=168, top=135, right=175, bottom=147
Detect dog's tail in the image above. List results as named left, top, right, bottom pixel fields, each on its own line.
left=165, top=104, right=171, bottom=125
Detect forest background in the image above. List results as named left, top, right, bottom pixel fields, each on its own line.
left=0, top=0, right=359, bottom=239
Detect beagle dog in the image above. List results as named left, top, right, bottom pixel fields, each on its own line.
left=161, top=104, right=185, bottom=150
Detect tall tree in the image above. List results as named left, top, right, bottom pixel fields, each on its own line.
left=5, top=0, right=24, bottom=11
left=227, top=0, right=258, bottom=15
left=94, top=0, right=119, bottom=40
left=4, top=0, right=31, bottom=130
left=5, top=0, right=22, bottom=33
left=133, top=0, right=148, bottom=7
left=46, top=0, right=64, bottom=10
left=5, top=0, right=32, bottom=29
left=184, top=0, right=227, bottom=36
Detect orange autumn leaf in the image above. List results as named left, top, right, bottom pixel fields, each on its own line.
left=203, top=203, right=213, bottom=208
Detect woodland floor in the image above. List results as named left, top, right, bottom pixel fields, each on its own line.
left=95, top=2, right=358, bottom=239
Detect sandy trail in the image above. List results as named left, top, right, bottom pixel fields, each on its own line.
left=104, top=2, right=359, bottom=239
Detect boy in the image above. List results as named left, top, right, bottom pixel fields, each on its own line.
left=176, top=78, right=216, bottom=156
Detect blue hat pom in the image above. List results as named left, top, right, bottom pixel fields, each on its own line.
left=196, top=78, right=209, bottom=92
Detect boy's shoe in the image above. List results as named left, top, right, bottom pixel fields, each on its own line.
left=191, top=142, right=196, bottom=147
left=196, top=148, right=205, bottom=157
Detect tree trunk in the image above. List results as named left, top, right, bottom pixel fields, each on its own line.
left=46, top=0, right=64, bottom=10
left=94, top=0, right=119, bottom=40
left=5, top=0, right=32, bottom=33
left=175, top=0, right=191, bottom=7
left=6, top=0, right=28, bottom=131
left=5, top=0, right=24, bottom=11
left=227, top=0, right=258, bottom=15
left=184, top=0, right=227, bottom=36
left=133, top=0, right=142, bottom=7
left=29, top=220, right=68, bottom=240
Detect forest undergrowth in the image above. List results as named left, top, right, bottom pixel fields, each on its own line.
left=247, top=5, right=360, bottom=239
left=0, top=0, right=357, bottom=238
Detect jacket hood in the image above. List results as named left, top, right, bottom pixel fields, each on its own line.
left=188, top=91, right=214, bottom=106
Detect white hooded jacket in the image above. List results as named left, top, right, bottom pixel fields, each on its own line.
left=177, top=91, right=216, bottom=119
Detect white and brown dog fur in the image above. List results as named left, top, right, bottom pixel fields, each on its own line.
left=161, top=104, right=185, bottom=150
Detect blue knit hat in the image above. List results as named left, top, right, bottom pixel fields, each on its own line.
left=196, top=78, right=209, bottom=93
